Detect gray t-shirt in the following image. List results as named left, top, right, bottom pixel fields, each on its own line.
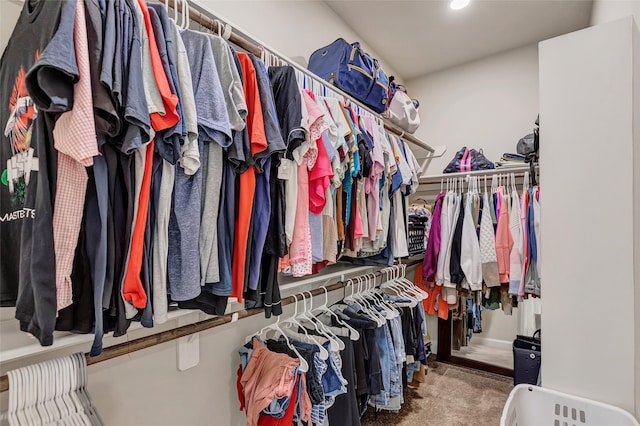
left=167, top=30, right=231, bottom=301
left=85, top=0, right=120, bottom=139
left=121, top=0, right=150, bottom=154
left=130, top=0, right=164, bottom=119
left=148, top=5, right=185, bottom=164
left=170, top=21, right=199, bottom=175
left=207, top=34, right=247, bottom=133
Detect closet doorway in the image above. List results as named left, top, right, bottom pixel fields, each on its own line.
left=436, top=295, right=541, bottom=377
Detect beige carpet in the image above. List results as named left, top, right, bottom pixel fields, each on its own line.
left=361, top=360, right=513, bottom=426
left=453, top=342, right=514, bottom=370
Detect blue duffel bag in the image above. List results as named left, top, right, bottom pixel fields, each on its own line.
left=308, top=38, right=389, bottom=113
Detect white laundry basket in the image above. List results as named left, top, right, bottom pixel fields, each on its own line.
left=501, top=384, right=640, bottom=426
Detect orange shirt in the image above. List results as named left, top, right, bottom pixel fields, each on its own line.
left=122, top=0, right=180, bottom=308
left=136, top=0, right=179, bottom=132
left=236, top=53, right=268, bottom=157
left=231, top=53, right=268, bottom=302
left=122, top=140, right=155, bottom=308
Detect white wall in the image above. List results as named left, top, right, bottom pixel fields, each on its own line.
left=197, top=0, right=403, bottom=80
left=0, top=0, right=403, bottom=80
left=0, top=1, right=22, bottom=53
left=406, top=44, right=539, bottom=174
left=539, top=17, right=639, bottom=418
left=479, top=309, right=518, bottom=344
left=591, top=0, right=640, bottom=30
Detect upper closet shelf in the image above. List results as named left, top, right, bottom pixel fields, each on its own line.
left=167, top=0, right=436, bottom=155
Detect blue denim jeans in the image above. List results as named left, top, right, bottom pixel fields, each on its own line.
left=369, top=322, right=399, bottom=407
left=310, top=352, right=328, bottom=425
left=324, top=347, right=348, bottom=409
left=239, top=342, right=253, bottom=372
left=323, top=345, right=348, bottom=395
left=406, top=360, right=420, bottom=383
left=389, top=316, right=406, bottom=365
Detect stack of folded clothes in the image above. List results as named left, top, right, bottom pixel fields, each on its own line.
left=495, top=153, right=528, bottom=168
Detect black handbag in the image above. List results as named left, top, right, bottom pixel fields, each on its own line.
left=513, top=329, right=541, bottom=386
left=516, top=115, right=539, bottom=186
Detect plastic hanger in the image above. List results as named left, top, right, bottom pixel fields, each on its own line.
left=302, top=290, right=342, bottom=347
left=66, top=356, right=81, bottom=419
left=354, top=277, right=385, bottom=326
left=77, top=353, right=102, bottom=425
left=15, top=369, right=27, bottom=426
left=353, top=277, right=384, bottom=325
left=69, top=356, right=86, bottom=419
left=281, top=294, right=329, bottom=360
left=380, top=268, right=406, bottom=298
left=367, top=273, right=397, bottom=318
left=182, top=0, right=189, bottom=30
left=254, top=313, right=310, bottom=373
left=58, top=357, right=73, bottom=420
left=297, top=292, right=329, bottom=341
left=73, top=354, right=90, bottom=415
left=253, top=314, right=283, bottom=343
left=313, top=286, right=360, bottom=341
left=41, top=358, right=55, bottom=423
left=367, top=273, right=398, bottom=319
left=300, top=291, right=342, bottom=351
left=24, top=364, right=38, bottom=425
left=32, top=363, right=48, bottom=424
left=399, top=264, right=428, bottom=300
left=387, top=266, right=422, bottom=304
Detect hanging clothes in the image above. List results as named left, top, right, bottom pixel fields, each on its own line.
left=420, top=174, right=541, bottom=327
left=0, top=0, right=428, bottom=352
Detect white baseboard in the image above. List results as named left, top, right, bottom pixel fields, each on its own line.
left=469, top=336, right=512, bottom=351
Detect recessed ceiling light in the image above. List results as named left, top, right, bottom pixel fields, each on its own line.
left=450, top=0, right=470, bottom=10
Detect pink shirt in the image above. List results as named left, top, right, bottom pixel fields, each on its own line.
left=52, top=0, right=99, bottom=310
left=240, top=339, right=305, bottom=426
left=518, top=189, right=530, bottom=299
left=362, top=117, right=384, bottom=240
left=289, top=91, right=329, bottom=276
left=305, top=92, right=333, bottom=215
left=495, top=187, right=514, bottom=283
left=289, top=160, right=312, bottom=277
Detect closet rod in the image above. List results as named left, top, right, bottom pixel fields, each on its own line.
left=163, top=0, right=434, bottom=154
left=0, top=259, right=422, bottom=392
left=418, top=164, right=540, bottom=183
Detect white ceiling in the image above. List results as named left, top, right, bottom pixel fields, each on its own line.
left=324, top=0, right=593, bottom=81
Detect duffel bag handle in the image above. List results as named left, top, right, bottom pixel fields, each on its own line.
left=533, top=329, right=541, bottom=341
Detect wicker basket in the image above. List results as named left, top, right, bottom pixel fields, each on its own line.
left=407, top=216, right=427, bottom=256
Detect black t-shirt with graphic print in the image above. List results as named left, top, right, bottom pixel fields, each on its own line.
left=0, top=0, right=78, bottom=346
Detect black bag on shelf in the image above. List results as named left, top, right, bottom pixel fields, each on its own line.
left=513, top=329, right=541, bottom=386
left=443, top=147, right=495, bottom=173
left=517, top=115, right=540, bottom=185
